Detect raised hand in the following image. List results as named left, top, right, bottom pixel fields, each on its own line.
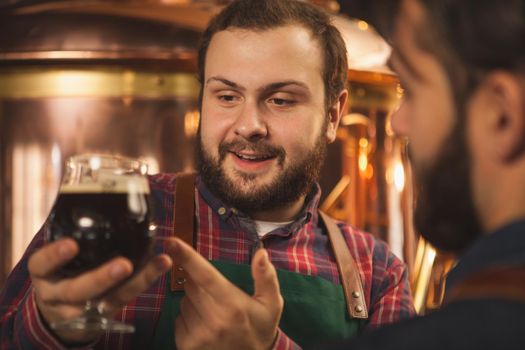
left=29, top=238, right=172, bottom=344
left=167, top=238, right=284, bottom=350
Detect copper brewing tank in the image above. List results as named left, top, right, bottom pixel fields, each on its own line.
left=322, top=70, right=414, bottom=261
left=318, top=15, right=417, bottom=274
left=0, top=1, right=219, bottom=285
left=317, top=15, right=453, bottom=314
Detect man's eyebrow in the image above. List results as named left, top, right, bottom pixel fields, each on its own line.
left=205, top=76, right=244, bottom=90
left=205, top=77, right=310, bottom=95
left=259, top=81, right=310, bottom=94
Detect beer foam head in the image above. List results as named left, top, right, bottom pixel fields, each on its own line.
left=60, top=174, right=150, bottom=194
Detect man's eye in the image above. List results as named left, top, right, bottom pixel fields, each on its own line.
left=218, top=95, right=237, bottom=102
left=268, top=98, right=295, bottom=106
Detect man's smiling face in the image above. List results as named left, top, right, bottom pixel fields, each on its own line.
left=197, top=24, right=334, bottom=215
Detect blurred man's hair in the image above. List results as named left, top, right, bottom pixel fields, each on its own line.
left=416, top=0, right=525, bottom=104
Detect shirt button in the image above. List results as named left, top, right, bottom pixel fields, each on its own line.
left=218, top=207, right=226, bottom=215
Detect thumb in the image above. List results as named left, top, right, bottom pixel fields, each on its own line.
left=251, top=248, right=282, bottom=308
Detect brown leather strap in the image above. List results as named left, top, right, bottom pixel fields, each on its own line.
left=319, top=211, right=368, bottom=319
left=446, top=266, right=525, bottom=304
left=170, top=172, right=196, bottom=291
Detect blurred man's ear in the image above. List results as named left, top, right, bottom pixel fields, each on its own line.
left=470, top=72, right=525, bottom=162
left=325, top=89, right=349, bottom=143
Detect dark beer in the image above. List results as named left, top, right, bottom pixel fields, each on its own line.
left=48, top=188, right=155, bottom=277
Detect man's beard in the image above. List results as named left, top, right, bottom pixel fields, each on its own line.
left=413, top=120, right=482, bottom=254
left=197, top=133, right=327, bottom=214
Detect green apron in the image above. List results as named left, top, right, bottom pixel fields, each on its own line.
left=152, top=260, right=366, bottom=349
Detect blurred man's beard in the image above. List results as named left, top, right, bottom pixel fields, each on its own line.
left=197, top=134, right=327, bottom=214
left=413, top=122, right=482, bottom=254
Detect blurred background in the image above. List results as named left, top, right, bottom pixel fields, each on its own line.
left=0, top=0, right=451, bottom=314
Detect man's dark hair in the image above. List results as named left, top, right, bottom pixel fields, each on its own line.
left=416, top=0, right=525, bottom=105
left=197, top=0, right=348, bottom=111
left=399, top=0, right=524, bottom=252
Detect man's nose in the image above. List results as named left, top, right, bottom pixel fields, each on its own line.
left=233, top=101, right=268, bottom=141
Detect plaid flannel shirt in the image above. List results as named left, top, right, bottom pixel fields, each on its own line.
left=0, top=173, right=414, bottom=349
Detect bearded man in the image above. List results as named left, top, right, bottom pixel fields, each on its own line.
left=0, top=1, right=414, bottom=349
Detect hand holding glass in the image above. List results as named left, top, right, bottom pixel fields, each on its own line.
left=47, top=154, right=155, bottom=333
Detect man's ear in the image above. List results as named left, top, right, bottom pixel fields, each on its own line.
left=325, top=89, right=349, bottom=143
left=470, top=72, right=525, bottom=162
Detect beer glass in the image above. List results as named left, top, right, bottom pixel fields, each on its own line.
left=47, top=154, right=156, bottom=333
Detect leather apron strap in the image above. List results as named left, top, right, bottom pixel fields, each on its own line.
left=170, top=172, right=196, bottom=291
left=169, top=173, right=368, bottom=319
left=445, top=266, right=525, bottom=304
left=319, top=211, right=369, bottom=319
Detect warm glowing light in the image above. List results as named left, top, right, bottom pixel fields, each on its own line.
left=396, top=84, right=404, bottom=96
left=50, top=70, right=130, bottom=96
left=332, top=16, right=391, bottom=72
left=358, top=153, right=368, bottom=172
left=394, top=162, right=405, bottom=192
left=412, top=243, right=437, bottom=314
left=140, top=156, right=160, bottom=175
left=385, top=117, right=395, bottom=137
left=78, top=217, right=95, bottom=228
left=12, top=145, right=51, bottom=267
left=426, top=247, right=437, bottom=267
left=357, top=20, right=369, bottom=31
left=385, top=168, right=393, bottom=185
left=140, top=163, right=149, bottom=175
left=184, top=110, right=200, bottom=138
left=54, top=72, right=86, bottom=92
left=359, top=138, right=369, bottom=149
left=365, top=164, right=374, bottom=179
left=341, top=113, right=370, bottom=127
left=123, top=70, right=135, bottom=96
left=89, top=156, right=101, bottom=170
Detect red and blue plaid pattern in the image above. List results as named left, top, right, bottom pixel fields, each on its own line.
left=0, top=173, right=414, bottom=349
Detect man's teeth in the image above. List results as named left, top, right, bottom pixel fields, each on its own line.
left=235, top=153, right=271, bottom=161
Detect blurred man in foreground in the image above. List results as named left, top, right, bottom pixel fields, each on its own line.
left=330, top=0, right=525, bottom=349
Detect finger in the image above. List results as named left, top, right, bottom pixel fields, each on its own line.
left=179, top=295, right=209, bottom=333
left=37, top=257, right=133, bottom=305
left=28, top=238, right=78, bottom=279
left=182, top=276, right=223, bottom=322
left=102, top=254, right=172, bottom=313
left=251, top=248, right=283, bottom=311
left=176, top=298, right=214, bottom=350
left=175, top=313, right=191, bottom=349
left=166, top=238, right=235, bottom=298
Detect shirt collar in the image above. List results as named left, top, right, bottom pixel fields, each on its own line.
left=446, top=218, right=525, bottom=291
left=195, top=175, right=322, bottom=236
